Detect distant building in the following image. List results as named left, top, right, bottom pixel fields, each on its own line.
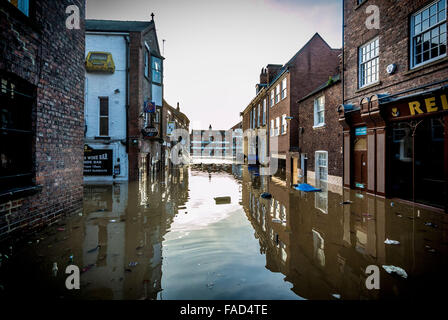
left=0, top=0, right=86, bottom=238
left=162, top=100, right=190, bottom=168
left=230, top=122, right=243, bottom=159
left=190, top=126, right=233, bottom=159
left=85, top=17, right=165, bottom=182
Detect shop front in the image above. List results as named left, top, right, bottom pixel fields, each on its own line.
left=339, top=85, right=448, bottom=212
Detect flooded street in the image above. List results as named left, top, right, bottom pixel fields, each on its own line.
left=1, top=164, right=447, bottom=300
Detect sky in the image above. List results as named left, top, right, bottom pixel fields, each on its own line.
left=86, top=0, right=342, bottom=130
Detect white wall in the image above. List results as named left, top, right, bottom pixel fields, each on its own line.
left=85, top=33, right=129, bottom=181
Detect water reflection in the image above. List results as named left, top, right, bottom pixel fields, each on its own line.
left=242, top=167, right=448, bottom=300
left=0, top=165, right=447, bottom=300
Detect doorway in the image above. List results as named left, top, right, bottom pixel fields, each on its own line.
left=353, top=137, right=367, bottom=189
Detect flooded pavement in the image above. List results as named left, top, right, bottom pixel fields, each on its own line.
left=0, top=164, right=447, bottom=300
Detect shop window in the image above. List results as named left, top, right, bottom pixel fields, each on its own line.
left=0, top=73, right=34, bottom=193
left=411, top=0, right=446, bottom=68
left=8, top=0, right=29, bottom=16
left=359, top=37, right=379, bottom=88
left=314, top=95, right=325, bottom=127
left=99, top=97, right=109, bottom=136
left=152, top=56, right=162, bottom=84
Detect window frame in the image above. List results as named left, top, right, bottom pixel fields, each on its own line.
left=358, top=37, right=380, bottom=88
left=151, top=56, right=163, bottom=84
left=315, top=151, right=328, bottom=183
left=281, top=77, right=287, bottom=100
left=275, top=117, right=280, bottom=136
left=281, top=114, right=287, bottom=135
left=99, top=96, right=109, bottom=136
left=270, top=119, right=274, bottom=137
left=410, top=0, right=447, bottom=69
left=270, top=90, right=275, bottom=107
left=313, top=95, right=325, bottom=127
left=275, top=84, right=280, bottom=104
left=262, top=99, right=266, bottom=125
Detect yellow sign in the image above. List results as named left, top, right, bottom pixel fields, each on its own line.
left=408, top=94, right=448, bottom=116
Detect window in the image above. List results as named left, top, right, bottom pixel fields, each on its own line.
left=281, top=78, right=287, bottom=99
left=281, top=114, right=287, bottom=134
left=275, top=84, right=280, bottom=104
left=99, top=97, right=109, bottom=136
left=249, top=110, right=252, bottom=129
left=8, top=0, right=29, bottom=16
left=262, top=99, right=266, bottom=125
left=315, top=151, right=328, bottom=182
left=144, top=50, right=149, bottom=78
left=411, top=0, right=446, bottom=68
left=0, top=73, right=34, bottom=193
left=270, top=120, right=274, bottom=137
left=359, top=37, right=379, bottom=88
left=152, top=56, right=162, bottom=84
left=257, top=104, right=261, bottom=127
left=275, top=117, right=280, bottom=136
left=314, top=96, right=325, bottom=127
left=270, top=90, right=275, bottom=107
left=155, top=108, right=160, bottom=123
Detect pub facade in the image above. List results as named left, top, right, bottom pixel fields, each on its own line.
left=340, top=0, right=448, bottom=211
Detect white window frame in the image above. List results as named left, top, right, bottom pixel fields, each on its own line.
left=257, top=104, right=261, bottom=127
left=281, top=114, right=287, bottom=135
left=359, top=37, right=380, bottom=88
left=275, top=117, right=280, bottom=136
left=270, top=119, right=274, bottom=137
left=262, top=99, right=266, bottom=125
left=313, top=95, right=325, bottom=127
left=275, top=84, right=280, bottom=104
left=270, top=90, right=275, bottom=107
left=410, top=0, right=447, bottom=69
left=315, top=151, right=328, bottom=183
left=281, top=77, right=287, bottom=100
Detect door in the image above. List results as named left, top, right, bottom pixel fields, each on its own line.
left=353, top=137, right=367, bottom=189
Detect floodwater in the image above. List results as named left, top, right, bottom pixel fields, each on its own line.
left=0, top=164, right=447, bottom=300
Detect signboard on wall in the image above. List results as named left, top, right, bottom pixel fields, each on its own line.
left=167, top=121, right=175, bottom=135
left=355, top=127, right=367, bottom=136
left=84, top=145, right=113, bottom=176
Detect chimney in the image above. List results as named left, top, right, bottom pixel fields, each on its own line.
left=266, top=64, right=283, bottom=83
left=177, top=102, right=180, bottom=111
left=259, top=67, right=268, bottom=84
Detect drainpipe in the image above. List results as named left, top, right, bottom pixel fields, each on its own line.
left=341, top=0, right=346, bottom=189
left=125, top=35, right=130, bottom=154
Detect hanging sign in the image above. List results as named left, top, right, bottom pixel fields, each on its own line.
left=355, top=127, right=367, bottom=136
left=144, top=100, right=156, bottom=113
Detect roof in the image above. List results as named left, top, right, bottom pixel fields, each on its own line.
left=298, top=74, right=341, bottom=102
left=86, top=19, right=154, bottom=32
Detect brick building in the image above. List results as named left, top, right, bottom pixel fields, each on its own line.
left=162, top=100, right=190, bottom=168
left=339, top=0, right=448, bottom=211
left=242, top=34, right=341, bottom=180
left=85, top=17, right=165, bottom=181
left=0, top=0, right=85, bottom=238
left=296, top=75, right=343, bottom=193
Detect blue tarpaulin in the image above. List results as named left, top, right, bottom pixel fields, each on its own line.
left=294, top=183, right=321, bottom=192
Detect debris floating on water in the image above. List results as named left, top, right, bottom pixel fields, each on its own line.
left=332, top=294, right=341, bottom=299
left=382, top=265, right=408, bottom=279
left=424, top=222, right=438, bottom=228
left=384, top=239, right=400, bottom=245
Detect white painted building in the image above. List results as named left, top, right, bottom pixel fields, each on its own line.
left=84, top=32, right=129, bottom=182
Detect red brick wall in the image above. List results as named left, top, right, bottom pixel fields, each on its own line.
left=344, top=0, right=448, bottom=105
left=299, top=81, right=343, bottom=177
left=0, top=0, right=85, bottom=239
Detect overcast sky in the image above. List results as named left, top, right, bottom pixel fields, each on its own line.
left=86, top=0, right=342, bottom=130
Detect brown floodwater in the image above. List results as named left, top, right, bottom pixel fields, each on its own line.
left=0, top=164, right=447, bottom=300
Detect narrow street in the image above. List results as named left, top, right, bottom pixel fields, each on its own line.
left=1, top=164, right=446, bottom=300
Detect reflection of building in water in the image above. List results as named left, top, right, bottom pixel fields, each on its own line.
left=78, top=167, right=190, bottom=299
left=239, top=166, right=448, bottom=300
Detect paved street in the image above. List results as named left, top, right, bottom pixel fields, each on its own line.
left=1, top=164, right=446, bottom=300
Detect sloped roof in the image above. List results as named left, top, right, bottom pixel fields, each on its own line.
left=86, top=19, right=153, bottom=32
left=298, top=74, right=341, bottom=102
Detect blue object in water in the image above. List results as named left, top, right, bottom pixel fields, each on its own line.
left=260, top=192, right=272, bottom=199
left=295, top=183, right=321, bottom=192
